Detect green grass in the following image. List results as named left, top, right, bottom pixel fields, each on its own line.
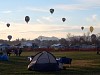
left=0, top=51, right=100, bottom=75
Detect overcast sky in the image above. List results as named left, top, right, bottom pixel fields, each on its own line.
left=0, top=0, right=100, bottom=40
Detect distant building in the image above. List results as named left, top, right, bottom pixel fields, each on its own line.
left=15, top=42, right=39, bottom=49
left=36, top=36, right=59, bottom=41
left=51, top=44, right=64, bottom=49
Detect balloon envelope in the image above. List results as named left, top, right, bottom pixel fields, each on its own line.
left=25, top=16, right=30, bottom=23
left=81, top=27, right=84, bottom=30
left=7, top=35, right=12, bottom=41
left=6, top=23, right=10, bottom=27
left=91, top=34, right=96, bottom=43
left=91, top=34, right=96, bottom=40
left=62, top=18, right=66, bottom=22
left=50, top=8, right=54, bottom=14
left=90, top=26, right=94, bottom=33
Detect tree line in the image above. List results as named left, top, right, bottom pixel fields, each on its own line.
left=0, top=32, right=100, bottom=47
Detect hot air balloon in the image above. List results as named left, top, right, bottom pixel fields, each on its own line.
left=91, top=34, right=96, bottom=40
left=7, top=35, right=12, bottom=41
left=25, top=16, right=30, bottom=23
left=90, top=26, right=94, bottom=33
left=62, top=18, right=66, bottom=22
left=81, top=26, right=84, bottom=30
left=6, top=23, right=10, bottom=27
left=50, top=8, right=54, bottom=14
left=91, top=34, right=96, bottom=44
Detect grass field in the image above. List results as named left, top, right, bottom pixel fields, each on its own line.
left=0, top=51, right=100, bottom=75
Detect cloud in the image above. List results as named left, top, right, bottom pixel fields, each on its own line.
left=1, top=10, right=12, bottom=14
left=92, top=15, right=97, bottom=21
left=36, top=19, right=44, bottom=24
left=86, top=14, right=98, bottom=22
left=36, top=16, right=60, bottom=24
left=42, top=16, right=53, bottom=22
left=0, top=21, right=81, bottom=33
left=77, top=0, right=100, bottom=4
left=55, top=0, right=100, bottom=11
left=56, top=4, right=100, bottom=11
left=26, top=7, right=48, bottom=12
left=36, top=17, right=52, bottom=24
left=55, top=4, right=87, bottom=10
left=0, top=21, right=100, bottom=40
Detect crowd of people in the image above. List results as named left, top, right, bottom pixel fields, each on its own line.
left=0, top=47, right=23, bottom=61
left=6, top=48, right=23, bottom=56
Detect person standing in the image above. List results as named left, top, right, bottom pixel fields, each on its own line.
left=97, top=45, right=100, bottom=55
left=18, top=48, right=22, bottom=56
left=14, top=48, right=18, bottom=56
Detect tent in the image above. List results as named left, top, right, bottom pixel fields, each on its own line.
left=28, top=51, right=60, bottom=71
left=0, top=54, right=8, bottom=61
left=0, top=47, right=9, bottom=61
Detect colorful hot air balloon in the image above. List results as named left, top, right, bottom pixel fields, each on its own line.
left=7, top=35, right=12, bottom=41
left=6, top=23, right=10, bottom=27
left=90, top=26, right=94, bottom=33
left=62, top=18, right=66, bottom=22
left=81, top=26, right=84, bottom=30
left=50, top=8, right=54, bottom=14
left=25, top=16, right=30, bottom=23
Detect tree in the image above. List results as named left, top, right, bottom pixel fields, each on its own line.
left=59, top=38, right=69, bottom=47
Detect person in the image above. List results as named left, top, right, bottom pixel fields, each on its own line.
left=6, top=48, right=12, bottom=56
left=14, top=48, right=18, bottom=56
left=97, top=45, right=100, bottom=55
left=18, top=48, right=22, bottom=56
left=0, top=48, right=3, bottom=55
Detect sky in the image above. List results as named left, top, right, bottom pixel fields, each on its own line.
left=0, top=0, right=100, bottom=40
